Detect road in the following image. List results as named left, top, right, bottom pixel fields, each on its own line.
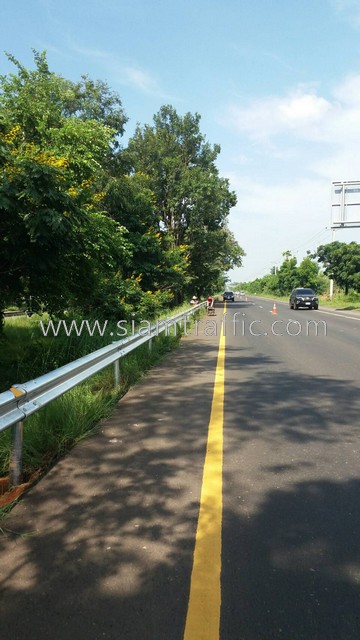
left=221, top=297, right=360, bottom=640
left=0, top=297, right=359, bottom=640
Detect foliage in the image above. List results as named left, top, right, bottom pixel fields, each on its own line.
left=237, top=252, right=328, bottom=296
left=103, top=172, right=192, bottom=301
left=314, top=241, right=360, bottom=294
left=125, top=105, right=245, bottom=296
left=297, top=255, right=328, bottom=292
left=0, top=51, right=244, bottom=501
left=318, top=290, right=360, bottom=310
left=0, top=51, right=129, bottom=320
left=0, top=329, right=181, bottom=483
left=0, top=52, right=243, bottom=328
left=277, top=253, right=299, bottom=294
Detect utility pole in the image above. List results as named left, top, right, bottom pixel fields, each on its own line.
left=329, top=228, right=335, bottom=299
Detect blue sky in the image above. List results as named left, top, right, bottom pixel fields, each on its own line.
left=2, top=0, right=360, bottom=282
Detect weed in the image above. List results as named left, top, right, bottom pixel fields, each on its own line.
left=0, top=317, right=190, bottom=513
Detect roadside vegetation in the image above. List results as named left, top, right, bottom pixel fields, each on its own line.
left=0, top=301, right=193, bottom=392
left=315, top=291, right=360, bottom=311
left=0, top=51, right=244, bottom=332
left=0, top=326, right=182, bottom=484
left=1, top=50, right=240, bottom=502
left=232, top=243, right=360, bottom=310
left=0, top=303, right=203, bottom=509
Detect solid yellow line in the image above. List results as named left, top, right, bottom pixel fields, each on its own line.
left=183, top=312, right=226, bottom=640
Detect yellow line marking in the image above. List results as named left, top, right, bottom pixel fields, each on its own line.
left=183, top=307, right=226, bottom=640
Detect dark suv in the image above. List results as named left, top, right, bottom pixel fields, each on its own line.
left=223, top=291, right=235, bottom=302
left=289, top=288, right=318, bottom=310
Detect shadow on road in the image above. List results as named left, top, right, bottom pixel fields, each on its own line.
left=221, top=343, right=360, bottom=639
left=222, top=477, right=360, bottom=640
left=0, top=334, right=359, bottom=639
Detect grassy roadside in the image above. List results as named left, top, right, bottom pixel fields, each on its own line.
left=0, top=302, right=196, bottom=392
left=0, top=334, right=179, bottom=477
left=0, top=305, right=203, bottom=514
left=316, top=292, right=360, bottom=311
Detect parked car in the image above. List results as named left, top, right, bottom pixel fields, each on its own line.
left=223, top=290, right=235, bottom=302
left=289, top=287, right=319, bottom=310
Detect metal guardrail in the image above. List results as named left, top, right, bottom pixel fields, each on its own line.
left=4, top=310, right=27, bottom=317
left=0, top=303, right=206, bottom=487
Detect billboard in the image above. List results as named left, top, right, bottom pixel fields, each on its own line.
left=331, top=181, right=360, bottom=228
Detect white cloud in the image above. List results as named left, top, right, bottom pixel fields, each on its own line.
left=225, top=87, right=332, bottom=142
left=122, top=65, right=162, bottom=95
left=278, top=93, right=331, bottom=125
left=333, top=73, right=360, bottom=105
left=223, top=74, right=360, bottom=155
left=331, top=0, right=360, bottom=28
left=310, top=145, right=360, bottom=182
left=69, top=44, right=168, bottom=97
left=227, top=175, right=329, bottom=224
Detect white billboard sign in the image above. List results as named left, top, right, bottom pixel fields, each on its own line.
left=331, top=181, right=360, bottom=228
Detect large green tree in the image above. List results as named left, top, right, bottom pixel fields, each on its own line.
left=276, top=252, right=298, bottom=294
left=297, top=254, right=327, bottom=293
left=314, top=241, right=360, bottom=294
left=103, top=170, right=191, bottom=306
left=125, top=105, right=244, bottom=295
left=0, top=51, right=129, bottom=320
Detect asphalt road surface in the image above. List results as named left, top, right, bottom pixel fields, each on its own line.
left=0, top=298, right=359, bottom=640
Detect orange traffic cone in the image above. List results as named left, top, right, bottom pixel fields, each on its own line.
left=272, top=303, right=277, bottom=315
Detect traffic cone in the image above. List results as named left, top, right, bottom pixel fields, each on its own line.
left=272, top=303, right=277, bottom=315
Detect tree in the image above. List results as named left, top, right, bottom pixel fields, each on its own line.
left=103, top=171, right=191, bottom=303
left=0, top=54, right=244, bottom=324
left=277, top=253, right=298, bottom=294
left=314, top=241, right=360, bottom=294
left=125, top=105, right=244, bottom=296
left=0, top=51, right=129, bottom=322
left=0, top=51, right=127, bottom=145
left=297, top=255, right=327, bottom=293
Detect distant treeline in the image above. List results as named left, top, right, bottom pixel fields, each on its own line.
left=233, top=243, right=360, bottom=295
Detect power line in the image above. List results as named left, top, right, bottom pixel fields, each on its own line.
left=292, top=228, right=330, bottom=256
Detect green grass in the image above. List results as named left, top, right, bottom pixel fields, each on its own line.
left=317, top=291, right=360, bottom=311
left=0, top=304, right=203, bottom=392
left=0, top=375, right=116, bottom=478
left=0, top=313, right=114, bottom=391
left=0, top=307, right=201, bottom=508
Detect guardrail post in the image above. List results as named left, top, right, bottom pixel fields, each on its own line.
left=113, top=359, right=120, bottom=387
left=148, top=337, right=152, bottom=351
left=10, top=420, right=24, bottom=487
